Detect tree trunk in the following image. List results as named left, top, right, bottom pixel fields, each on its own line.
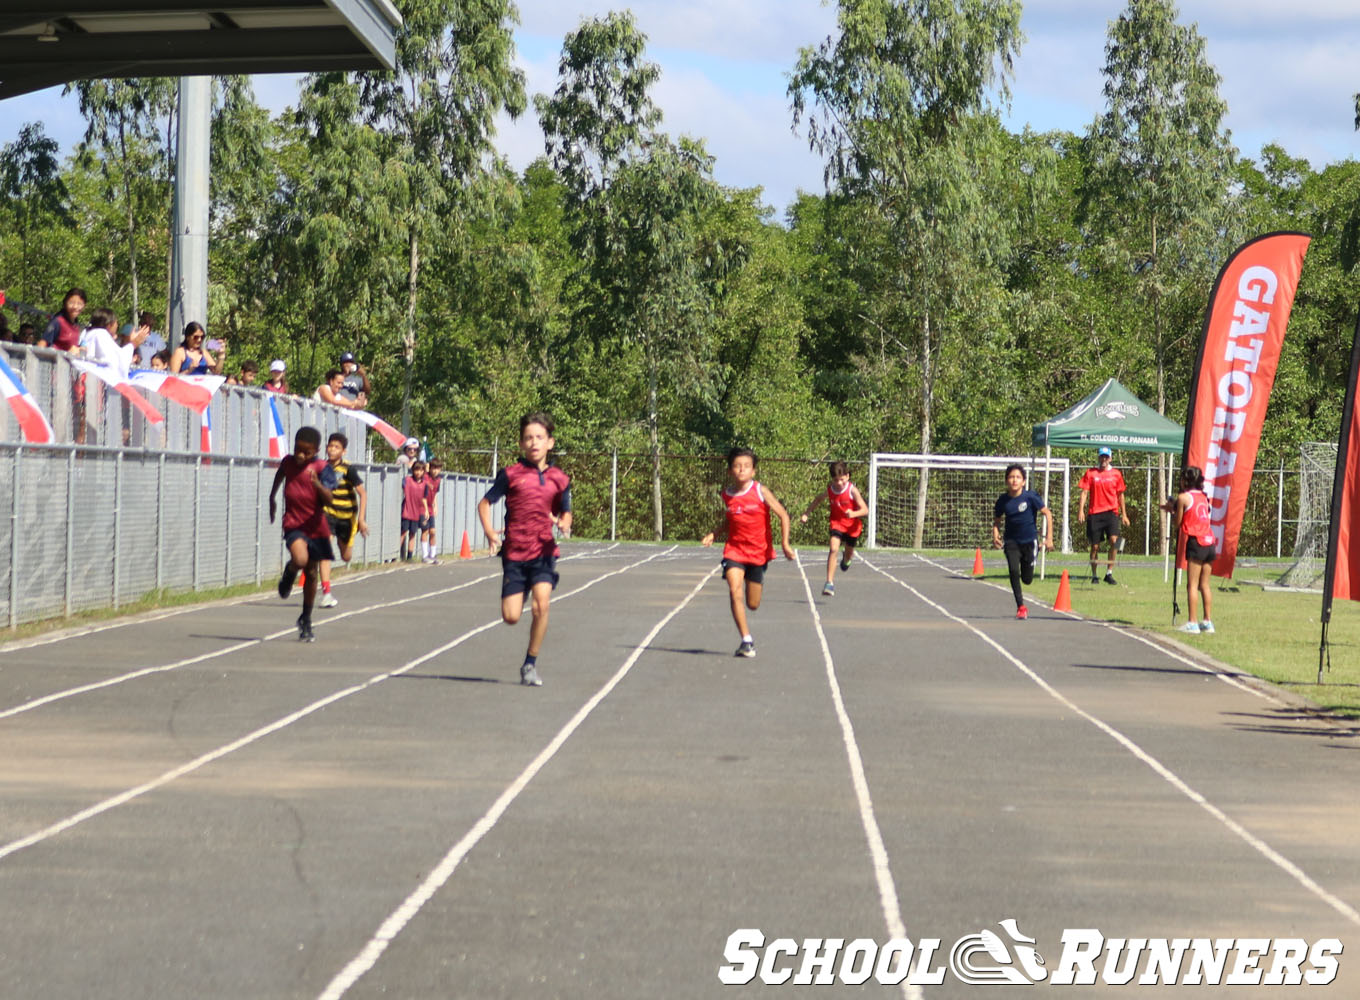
left=402, top=228, right=418, bottom=436
left=913, top=307, right=932, bottom=549
left=649, top=360, right=663, bottom=541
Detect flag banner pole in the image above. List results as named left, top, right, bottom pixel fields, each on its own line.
left=1180, top=232, right=1312, bottom=582
left=1318, top=303, right=1360, bottom=684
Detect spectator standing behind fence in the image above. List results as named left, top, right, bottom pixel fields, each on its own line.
left=171, top=321, right=225, bottom=375
left=238, top=360, right=259, bottom=386
left=314, top=369, right=366, bottom=410
left=79, top=307, right=147, bottom=377
left=265, top=359, right=288, bottom=393
left=1079, top=446, right=1130, bottom=585
left=338, top=352, right=370, bottom=403
left=119, top=311, right=164, bottom=369
left=40, top=287, right=86, bottom=351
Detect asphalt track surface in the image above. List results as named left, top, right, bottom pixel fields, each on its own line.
left=2, top=542, right=1359, bottom=999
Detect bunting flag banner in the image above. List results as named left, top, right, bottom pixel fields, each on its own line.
left=266, top=395, right=287, bottom=459
left=340, top=408, right=408, bottom=450
left=1322, top=309, right=1360, bottom=609
left=0, top=351, right=56, bottom=443
left=1181, top=232, right=1311, bottom=577
left=128, top=371, right=219, bottom=412
left=71, top=358, right=165, bottom=425
left=199, top=406, right=213, bottom=453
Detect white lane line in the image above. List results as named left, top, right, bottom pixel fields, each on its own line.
left=909, top=552, right=1281, bottom=704
left=316, top=563, right=718, bottom=1000
left=0, top=547, right=677, bottom=865
left=794, top=558, right=923, bottom=1000
left=866, top=557, right=1360, bottom=929
left=0, top=544, right=629, bottom=723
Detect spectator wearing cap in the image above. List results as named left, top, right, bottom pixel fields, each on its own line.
left=338, top=352, right=370, bottom=405
left=314, top=368, right=367, bottom=410
left=397, top=437, right=420, bottom=477
left=265, top=359, right=289, bottom=394
left=1078, top=446, right=1129, bottom=585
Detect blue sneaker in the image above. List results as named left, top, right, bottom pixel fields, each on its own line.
left=1199, top=620, right=1215, bottom=634
left=1177, top=621, right=1201, bottom=634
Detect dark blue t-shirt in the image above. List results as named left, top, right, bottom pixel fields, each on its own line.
left=994, top=489, right=1046, bottom=544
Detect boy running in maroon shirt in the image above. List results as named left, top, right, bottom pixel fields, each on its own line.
left=268, top=426, right=334, bottom=642
left=702, top=447, right=796, bottom=658
left=477, top=412, right=573, bottom=687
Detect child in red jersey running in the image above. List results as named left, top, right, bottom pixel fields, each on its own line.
left=799, top=460, right=868, bottom=596
left=477, top=412, right=573, bottom=687
left=701, top=446, right=796, bottom=657
left=399, top=461, right=430, bottom=562
left=268, top=426, right=334, bottom=642
left=1162, top=465, right=1217, bottom=635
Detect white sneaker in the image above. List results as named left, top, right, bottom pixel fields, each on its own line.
left=319, top=592, right=338, bottom=608
left=1199, top=620, right=1215, bottom=634
left=1177, top=621, right=1200, bottom=633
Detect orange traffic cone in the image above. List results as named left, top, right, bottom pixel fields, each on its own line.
left=972, top=547, right=984, bottom=576
left=459, top=530, right=472, bottom=559
left=1053, top=569, right=1072, bottom=612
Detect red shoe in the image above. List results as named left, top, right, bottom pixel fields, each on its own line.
left=1016, top=605, right=1028, bottom=620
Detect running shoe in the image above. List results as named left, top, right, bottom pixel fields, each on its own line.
left=1104, top=572, right=1118, bottom=585
left=1090, top=573, right=1100, bottom=585
left=297, top=615, right=315, bottom=642
left=1177, top=621, right=1201, bottom=634
left=735, top=640, right=756, bottom=658
left=520, top=662, right=543, bottom=686
left=1199, top=620, right=1215, bottom=634
left=423, top=556, right=437, bottom=564
left=1016, top=605, right=1028, bottom=620
left=319, top=591, right=338, bottom=608
left=277, top=563, right=298, bottom=600
left=840, top=556, right=851, bottom=572
left=822, top=582, right=835, bottom=596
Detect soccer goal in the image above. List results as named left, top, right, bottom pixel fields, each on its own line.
left=1276, top=441, right=1336, bottom=591
left=867, top=453, right=1071, bottom=552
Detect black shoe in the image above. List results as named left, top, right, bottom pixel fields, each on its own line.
left=840, top=556, right=851, bottom=572
left=278, top=563, right=298, bottom=599
left=735, top=640, right=756, bottom=658
left=297, top=614, right=315, bottom=642
left=1090, top=573, right=1100, bottom=585
left=1104, top=572, right=1117, bottom=585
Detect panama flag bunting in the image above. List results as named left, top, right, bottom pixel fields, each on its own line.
left=128, top=370, right=220, bottom=412
left=1317, top=306, right=1360, bottom=681
left=70, top=358, right=165, bottom=425
left=200, top=406, right=213, bottom=452
left=339, top=408, right=408, bottom=450
left=1181, top=232, right=1311, bottom=578
left=265, top=395, right=287, bottom=459
left=0, top=351, right=56, bottom=444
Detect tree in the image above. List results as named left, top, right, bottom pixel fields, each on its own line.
left=538, top=12, right=720, bottom=539
left=789, top=0, right=1023, bottom=545
left=0, top=123, right=75, bottom=306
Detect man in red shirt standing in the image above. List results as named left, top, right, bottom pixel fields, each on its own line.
left=1078, top=446, right=1129, bottom=585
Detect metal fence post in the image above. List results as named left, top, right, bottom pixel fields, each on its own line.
left=611, top=447, right=618, bottom=542
left=1277, top=460, right=1285, bottom=558
left=226, top=457, right=235, bottom=586
left=112, top=450, right=123, bottom=608
left=255, top=458, right=264, bottom=584
left=9, top=448, right=21, bottom=629
left=64, top=448, right=76, bottom=617
left=193, top=455, right=202, bottom=591
left=156, top=452, right=166, bottom=593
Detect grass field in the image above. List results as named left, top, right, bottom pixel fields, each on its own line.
left=961, top=550, right=1360, bottom=718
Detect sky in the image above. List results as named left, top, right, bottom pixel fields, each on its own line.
left=2, top=0, right=1358, bottom=217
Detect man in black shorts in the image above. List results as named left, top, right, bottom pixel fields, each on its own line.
left=1078, top=446, right=1129, bottom=584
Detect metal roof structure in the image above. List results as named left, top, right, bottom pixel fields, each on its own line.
left=0, top=1, right=402, bottom=100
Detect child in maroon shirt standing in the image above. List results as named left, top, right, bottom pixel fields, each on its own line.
left=400, top=461, right=430, bottom=562
left=477, top=412, right=572, bottom=687
left=268, top=426, right=334, bottom=641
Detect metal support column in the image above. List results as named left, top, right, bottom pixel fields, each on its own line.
left=169, top=76, right=211, bottom=347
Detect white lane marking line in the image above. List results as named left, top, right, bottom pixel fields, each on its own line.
left=0, top=545, right=634, bottom=723
left=316, top=564, right=717, bottom=1000
left=909, top=552, right=1280, bottom=705
left=795, top=558, right=923, bottom=1000
left=0, top=548, right=678, bottom=864
left=867, top=558, right=1360, bottom=929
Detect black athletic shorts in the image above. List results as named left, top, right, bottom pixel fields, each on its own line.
left=1185, top=538, right=1217, bottom=564
left=327, top=514, right=357, bottom=549
left=284, top=529, right=335, bottom=566
left=830, top=529, right=860, bottom=549
left=1086, top=510, right=1121, bottom=544
left=501, top=553, right=559, bottom=598
left=721, top=558, right=768, bottom=585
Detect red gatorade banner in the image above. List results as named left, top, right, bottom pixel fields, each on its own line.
left=1182, top=232, right=1311, bottom=577
left=1323, top=310, right=1360, bottom=606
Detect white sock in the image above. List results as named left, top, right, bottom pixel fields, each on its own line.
left=742, top=634, right=753, bottom=643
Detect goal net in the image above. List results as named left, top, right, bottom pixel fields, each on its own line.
left=1276, top=441, right=1336, bottom=590
left=867, top=453, right=1071, bottom=551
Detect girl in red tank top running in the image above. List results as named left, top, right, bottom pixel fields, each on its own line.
left=799, top=460, right=868, bottom=596
left=701, top=447, right=797, bottom=658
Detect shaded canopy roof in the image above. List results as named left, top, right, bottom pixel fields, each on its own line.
left=0, top=0, right=400, bottom=99
left=1032, top=377, right=1185, bottom=454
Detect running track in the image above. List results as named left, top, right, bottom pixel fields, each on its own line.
left=1, top=543, right=1358, bottom=998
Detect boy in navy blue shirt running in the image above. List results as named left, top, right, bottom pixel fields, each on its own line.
left=992, top=464, right=1053, bottom=620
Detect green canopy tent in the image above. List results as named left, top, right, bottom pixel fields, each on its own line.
left=1031, top=378, right=1185, bottom=569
